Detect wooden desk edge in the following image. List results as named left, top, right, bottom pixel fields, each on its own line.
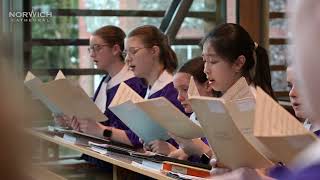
left=28, top=129, right=173, bottom=180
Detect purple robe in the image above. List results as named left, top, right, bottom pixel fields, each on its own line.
left=93, top=75, right=147, bottom=147
left=269, top=129, right=320, bottom=179
left=82, top=76, right=146, bottom=169
left=148, top=82, right=190, bottom=148
left=283, top=163, right=320, bottom=180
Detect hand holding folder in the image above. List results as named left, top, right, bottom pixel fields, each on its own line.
left=189, top=97, right=274, bottom=169
left=109, top=83, right=170, bottom=143
left=109, top=82, right=204, bottom=144
left=189, top=77, right=319, bottom=169
left=189, top=77, right=274, bottom=169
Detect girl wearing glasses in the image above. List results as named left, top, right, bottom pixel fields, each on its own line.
left=56, top=26, right=147, bottom=157
left=124, top=25, right=187, bottom=155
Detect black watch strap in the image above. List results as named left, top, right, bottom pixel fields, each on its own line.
left=103, top=128, right=112, bottom=138
left=200, top=153, right=210, bottom=164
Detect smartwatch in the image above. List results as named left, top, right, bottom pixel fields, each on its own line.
left=200, top=153, right=211, bottom=164
left=103, top=128, right=112, bottom=138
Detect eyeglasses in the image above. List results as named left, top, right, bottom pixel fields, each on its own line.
left=88, top=44, right=111, bottom=54
left=122, top=47, right=150, bottom=58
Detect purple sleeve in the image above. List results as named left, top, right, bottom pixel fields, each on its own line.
left=103, top=77, right=146, bottom=148
left=201, top=137, right=209, bottom=145
left=282, top=164, right=320, bottom=180
left=122, top=78, right=146, bottom=147
left=268, top=163, right=291, bottom=179
left=149, top=83, right=191, bottom=148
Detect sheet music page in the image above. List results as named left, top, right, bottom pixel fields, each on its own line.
left=189, top=97, right=273, bottom=169
left=222, top=77, right=254, bottom=101
left=188, top=76, right=200, bottom=97
left=137, top=97, right=204, bottom=139
left=254, top=87, right=318, bottom=164
left=109, top=82, right=144, bottom=108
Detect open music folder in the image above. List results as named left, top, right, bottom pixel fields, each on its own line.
left=188, top=77, right=275, bottom=169
left=253, top=87, right=319, bottom=165
left=109, top=82, right=170, bottom=143
left=24, top=71, right=107, bottom=122
left=108, top=82, right=204, bottom=144
left=189, top=97, right=274, bottom=169
left=136, top=97, right=204, bottom=139
left=187, top=76, right=200, bottom=97
left=220, top=77, right=255, bottom=101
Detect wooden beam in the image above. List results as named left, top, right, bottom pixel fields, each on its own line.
left=23, top=0, right=32, bottom=75
left=269, top=38, right=287, bottom=45
left=274, top=91, right=289, bottom=97
left=159, top=0, right=181, bottom=32
left=173, top=38, right=201, bottom=45
left=50, top=9, right=215, bottom=19
left=216, top=0, right=227, bottom=24
left=269, top=12, right=285, bottom=19
left=165, top=0, right=193, bottom=40
left=28, top=39, right=89, bottom=46
left=29, top=38, right=202, bottom=46
left=52, top=9, right=164, bottom=17
left=270, top=65, right=286, bottom=71
left=238, top=0, right=269, bottom=47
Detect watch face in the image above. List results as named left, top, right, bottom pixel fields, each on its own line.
left=200, top=153, right=210, bottom=164
left=103, top=129, right=112, bottom=138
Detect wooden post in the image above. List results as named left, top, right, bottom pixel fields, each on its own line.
left=237, top=0, right=269, bottom=48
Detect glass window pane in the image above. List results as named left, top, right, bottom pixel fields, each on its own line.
left=269, top=0, right=287, bottom=12
left=32, top=0, right=216, bottom=11
left=84, top=0, right=172, bottom=10
left=176, top=17, right=206, bottom=39
left=271, top=71, right=287, bottom=91
left=31, top=46, right=91, bottom=69
left=172, top=45, right=202, bottom=67
left=269, top=45, right=289, bottom=65
left=85, top=16, right=162, bottom=34
left=32, top=0, right=79, bottom=9
left=66, top=74, right=104, bottom=97
left=32, top=0, right=171, bottom=10
left=32, top=16, right=78, bottom=39
left=269, top=18, right=288, bottom=38
left=32, top=16, right=163, bottom=39
left=190, top=0, right=216, bottom=11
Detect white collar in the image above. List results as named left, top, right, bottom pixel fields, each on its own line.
left=190, top=112, right=201, bottom=127
left=304, top=119, right=320, bottom=132
left=144, top=70, right=173, bottom=98
left=94, top=64, right=133, bottom=113
left=107, top=64, right=134, bottom=89
left=304, top=119, right=312, bottom=130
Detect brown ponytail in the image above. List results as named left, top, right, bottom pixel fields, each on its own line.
left=201, top=23, right=275, bottom=99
